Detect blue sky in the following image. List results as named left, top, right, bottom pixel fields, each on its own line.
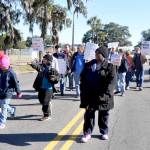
left=16, top=0, right=150, bottom=46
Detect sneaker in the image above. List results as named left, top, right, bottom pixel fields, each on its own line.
left=136, top=87, right=140, bottom=90
left=100, top=134, right=109, bottom=140
left=81, top=134, right=91, bottom=143
left=125, top=86, right=130, bottom=90
left=39, top=116, right=51, bottom=121
left=0, top=123, right=6, bottom=129
left=10, top=107, right=16, bottom=118
left=114, top=91, right=121, bottom=94
left=139, top=87, right=143, bottom=91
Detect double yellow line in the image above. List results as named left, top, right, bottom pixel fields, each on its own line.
left=44, top=109, right=85, bottom=150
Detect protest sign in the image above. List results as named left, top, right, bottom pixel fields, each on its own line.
left=31, top=51, right=38, bottom=60
left=32, top=38, right=44, bottom=51
left=110, top=53, right=121, bottom=66
left=108, top=42, right=119, bottom=49
left=57, top=59, right=66, bottom=74
left=141, top=41, right=150, bottom=55
left=84, top=42, right=98, bottom=62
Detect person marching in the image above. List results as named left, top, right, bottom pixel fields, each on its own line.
left=53, top=45, right=69, bottom=96
left=0, top=55, right=22, bottom=129
left=80, top=46, right=117, bottom=142
left=30, top=54, right=59, bottom=121
left=71, top=44, right=85, bottom=98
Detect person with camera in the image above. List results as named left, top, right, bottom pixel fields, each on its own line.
left=29, top=54, right=59, bottom=121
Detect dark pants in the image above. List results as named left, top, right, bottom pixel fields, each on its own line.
left=67, top=73, right=74, bottom=90
left=83, top=108, right=109, bottom=135
left=38, top=89, right=53, bottom=117
left=125, top=70, right=133, bottom=87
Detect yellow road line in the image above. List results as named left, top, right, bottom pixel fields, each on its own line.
left=60, top=120, right=84, bottom=150
left=44, top=109, right=84, bottom=150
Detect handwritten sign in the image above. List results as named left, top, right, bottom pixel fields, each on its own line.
left=84, top=42, right=98, bottom=62
left=110, top=54, right=121, bottom=66
left=57, top=59, right=66, bottom=74
left=32, top=38, right=44, bottom=51
left=108, top=42, right=119, bottom=49
left=31, top=51, right=38, bottom=60
left=141, top=41, right=150, bottom=55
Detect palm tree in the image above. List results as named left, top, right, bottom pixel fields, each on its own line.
left=51, top=5, right=71, bottom=45
left=66, top=0, right=89, bottom=10
left=71, top=0, right=87, bottom=49
left=0, top=0, right=21, bottom=52
left=87, top=16, right=103, bottom=43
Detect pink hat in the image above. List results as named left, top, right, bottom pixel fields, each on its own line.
left=0, top=55, right=10, bottom=69
left=0, top=51, right=4, bottom=59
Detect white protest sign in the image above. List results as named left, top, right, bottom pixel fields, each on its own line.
left=32, top=38, right=44, bottom=51
left=57, top=59, right=66, bottom=74
left=141, top=41, right=150, bottom=55
left=84, top=42, right=99, bottom=62
left=110, top=53, right=121, bottom=66
left=31, top=51, right=38, bottom=60
left=108, top=42, right=119, bottom=49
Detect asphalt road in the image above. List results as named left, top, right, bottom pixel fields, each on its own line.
left=0, top=72, right=150, bottom=150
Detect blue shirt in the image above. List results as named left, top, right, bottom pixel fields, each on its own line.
left=75, top=53, right=85, bottom=75
left=41, top=77, right=53, bottom=91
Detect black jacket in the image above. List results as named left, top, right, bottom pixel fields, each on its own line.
left=0, top=68, right=21, bottom=99
left=80, top=59, right=117, bottom=110
left=30, top=62, right=59, bottom=92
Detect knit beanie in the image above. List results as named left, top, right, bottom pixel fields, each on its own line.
left=0, top=51, right=4, bottom=59
left=0, top=55, right=10, bottom=69
left=43, top=54, right=53, bottom=62
left=95, top=46, right=108, bottom=58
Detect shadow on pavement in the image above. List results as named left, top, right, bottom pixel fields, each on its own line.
left=0, top=134, right=103, bottom=146
left=8, top=115, right=41, bottom=121
left=12, top=94, right=38, bottom=100
left=12, top=103, right=40, bottom=107
left=21, top=90, right=37, bottom=93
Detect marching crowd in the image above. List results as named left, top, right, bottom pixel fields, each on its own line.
left=0, top=44, right=148, bottom=142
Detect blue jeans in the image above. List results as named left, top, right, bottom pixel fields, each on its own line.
left=66, top=73, right=74, bottom=90
left=0, top=98, right=14, bottom=124
left=60, top=74, right=66, bottom=94
left=135, top=69, right=144, bottom=87
left=116, top=73, right=126, bottom=93
left=74, top=73, right=80, bottom=96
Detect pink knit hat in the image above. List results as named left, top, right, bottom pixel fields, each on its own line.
left=0, top=55, right=10, bottom=69
left=0, top=51, right=4, bottom=59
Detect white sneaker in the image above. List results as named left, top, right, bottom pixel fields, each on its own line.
left=126, top=86, right=130, bottom=90
left=81, top=134, right=91, bottom=143
left=39, top=116, right=51, bottom=121
left=139, top=87, right=143, bottom=91
left=136, top=87, right=140, bottom=90
left=0, top=123, right=6, bottom=129
left=100, top=134, right=109, bottom=140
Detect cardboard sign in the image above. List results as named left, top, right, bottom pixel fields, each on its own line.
left=57, top=59, right=67, bottom=74
left=32, top=38, right=44, bottom=51
left=84, top=42, right=98, bottom=62
left=141, top=41, right=150, bottom=55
